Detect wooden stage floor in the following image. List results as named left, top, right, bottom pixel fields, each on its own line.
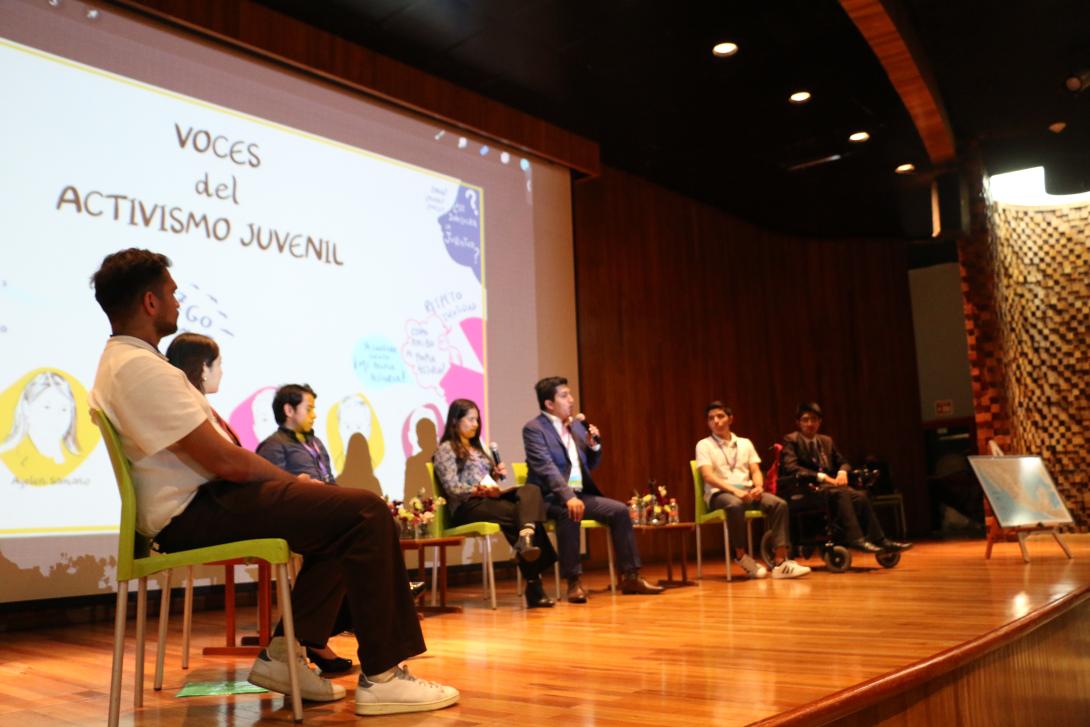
left=2, top=536, right=1089, bottom=726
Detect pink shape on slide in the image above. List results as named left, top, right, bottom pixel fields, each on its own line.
left=228, top=386, right=276, bottom=451
left=460, top=317, right=484, bottom=362
left=440, top=364, right=484, bottom=410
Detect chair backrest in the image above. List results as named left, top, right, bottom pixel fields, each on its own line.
left=690, top=460, right=710, bottom=520
left=423, top=461, right=450, bottom=536
left=765, top=443, right=783, bottom=495
left=90, top=408, right=149, bottom=582
left=513, top=462, right=528, bottom=485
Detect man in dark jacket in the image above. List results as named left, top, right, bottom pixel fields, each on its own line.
left=780, top=402, right=911, bottom=554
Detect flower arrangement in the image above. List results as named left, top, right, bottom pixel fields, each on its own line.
left=628, top=480, right=679, bottom=526
left=384, top=488, right=446, bottom=539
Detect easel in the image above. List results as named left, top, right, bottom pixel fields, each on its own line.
left=981, top=442, right=1074, bottom=563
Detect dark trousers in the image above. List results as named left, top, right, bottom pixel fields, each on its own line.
left=155, top=478, right=425, bottom=675
left=546, top=492, right=640, bottom=580
left=709, top=490, right=789, bottom=555
left=821, top=485, right=886, bottom=543
left=450, top=486, right=557, bottom=580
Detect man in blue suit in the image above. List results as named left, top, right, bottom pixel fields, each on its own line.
left=522, top=376, right=663, bottom=603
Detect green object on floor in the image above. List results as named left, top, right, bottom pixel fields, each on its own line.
left=176, top=680, right=268, bottom=697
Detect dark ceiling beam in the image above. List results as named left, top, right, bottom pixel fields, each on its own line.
left=107, top=0, right=600, bottom=176
left=840, top=0, right=956, bottom=166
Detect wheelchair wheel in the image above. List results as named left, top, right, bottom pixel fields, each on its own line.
left=875, top=550, right=901, bottom=568
left=824, top=545, right=852, bottom=573
left=760, top=531, right=776, bottom=568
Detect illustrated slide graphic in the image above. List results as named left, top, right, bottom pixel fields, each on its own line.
left=0, top=38, right=487, bottom=539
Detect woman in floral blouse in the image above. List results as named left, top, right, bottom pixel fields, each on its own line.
left=433, top=398, right=558, bottom=608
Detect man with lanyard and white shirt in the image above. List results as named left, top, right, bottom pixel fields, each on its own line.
left=88, top=248, right=458, bottom=716
left=695, top=401, right=809, bottom=579
left=522, top=376, right=663, bottom=603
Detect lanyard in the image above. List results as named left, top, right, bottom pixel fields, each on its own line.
left=300, top=436, right=331, bottom=481
left=714, top=435, right=739, bottom=471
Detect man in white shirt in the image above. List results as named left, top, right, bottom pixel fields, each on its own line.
left=695, top=401, right=809, bottom=579
left=89, top=249, right=457, bottom=716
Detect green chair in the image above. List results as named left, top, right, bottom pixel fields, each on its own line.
left=690, top=460, right=765, bottom=582
left=91, top=409, right=303, bottom=726
left=512, top=462, right=616, bottom=598
left=425, top=462, right=501, bottom=609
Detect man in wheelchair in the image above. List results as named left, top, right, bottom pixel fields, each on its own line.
left=780, top=402, right=912, bottom=555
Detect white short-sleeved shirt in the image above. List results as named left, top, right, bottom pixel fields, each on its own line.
left=90, top=336, right=230, bottom=536
left=694, top=433, right=761, bottom=504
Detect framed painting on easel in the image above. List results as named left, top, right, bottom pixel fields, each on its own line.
left=968, top=455, right=1074, bottom=562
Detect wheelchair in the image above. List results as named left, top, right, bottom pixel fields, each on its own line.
left=773, top=464, right=902, bottom=573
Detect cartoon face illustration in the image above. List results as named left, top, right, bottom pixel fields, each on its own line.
left=337, top=396, right=372, bottom=444
left=325, top=393, right=384, bottom=475
left=251, top=388, right=277, bottom=442
left=0, top=368, right=100, bottom=486
left=0, top=372, right=80, bottom=464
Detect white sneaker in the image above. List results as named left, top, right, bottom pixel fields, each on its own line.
left=735, top=554, right=768, bottom=579
left=355, top=665, right=459, bottom=715
left=771, top=559, right=811, bottom=579
left=248, top=636, right=347, bottom=702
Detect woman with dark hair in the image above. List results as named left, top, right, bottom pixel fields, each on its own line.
left=165, top=333, right=356, bottom=673
left=433, top=398, right=557, bottom=608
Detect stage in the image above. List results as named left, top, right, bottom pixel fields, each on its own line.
left=2, top=536, right=1089, bottom=725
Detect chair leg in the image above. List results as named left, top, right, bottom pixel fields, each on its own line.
left=154, top=570, right=171, bottom=691
left=747, top=519, right=755, bottom=556
left=275, top=563, right=304, bottom=722
left=516, top=567, right=523, bottom=597
left=696, top=526, right=703, bottom=580
left=723, top=521, right=732, bottom=583
left=430, top=550, right=439, bottom=607
left=550, top=530, right=561, bottom=600
left=484, top=537, right=496, bottom=609
left=605, top=528, right=616, bottom=593
left=181, top=566, right=193, bottom=669
left=108, top=582, right=129, bottom=727
left=134, top=576, right=148, bottom=707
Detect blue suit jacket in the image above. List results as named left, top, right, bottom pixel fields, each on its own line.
left=521, top=413, right=602, bottom=502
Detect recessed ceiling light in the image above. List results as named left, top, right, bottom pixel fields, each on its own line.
left=712, top=41, right=739, bottom=57
left=848, top=131, right=870, bottom=143
left=789, top=91, right=812, bottom=104
left=1049, top=121, right=1067, bottom=134
left=895, top=163, right=916, bottom=174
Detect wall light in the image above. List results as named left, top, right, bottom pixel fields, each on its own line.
left=789, top=91, right=812, bottom=104
left=895, top=163, right=916, bottom=174
left=848, top=131, right=870, bottom=143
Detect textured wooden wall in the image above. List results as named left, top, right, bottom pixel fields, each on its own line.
left=987, top=201, right=1090, bottom=530
left=573, top=169, right=929, bottom=547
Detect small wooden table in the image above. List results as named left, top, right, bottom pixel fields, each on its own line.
left=202, top=559, right=272, bottom=657
left=633, top=523, right=696, bottom=587
left=399, top=536, right=465, bottom=614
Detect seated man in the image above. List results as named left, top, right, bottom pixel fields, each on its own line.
left=695, top=402, right=810, bottom=579
left=89, top=249, right=457, bottom=716
left=522, top=376, right=663, bottom=603
left=780, top=402, right=911, bottom=554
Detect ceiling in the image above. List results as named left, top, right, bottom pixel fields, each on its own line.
left=255, top=0, right=1090, bottom=242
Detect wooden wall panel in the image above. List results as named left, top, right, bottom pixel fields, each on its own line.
left=573, top=168, right=929, bottom=551
left=111, top=0, right=599, bottom=175
left=987, top=201, right=1090, bottom=530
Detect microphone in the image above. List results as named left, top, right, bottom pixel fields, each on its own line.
left=574, top=413, right=601, bottom=445
left=489, top=441, right=506, bottom=480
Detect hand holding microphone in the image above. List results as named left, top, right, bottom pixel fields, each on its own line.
left=489, top=441, right=507, bottom=481
left=573, top=413, right=601, bottom=446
